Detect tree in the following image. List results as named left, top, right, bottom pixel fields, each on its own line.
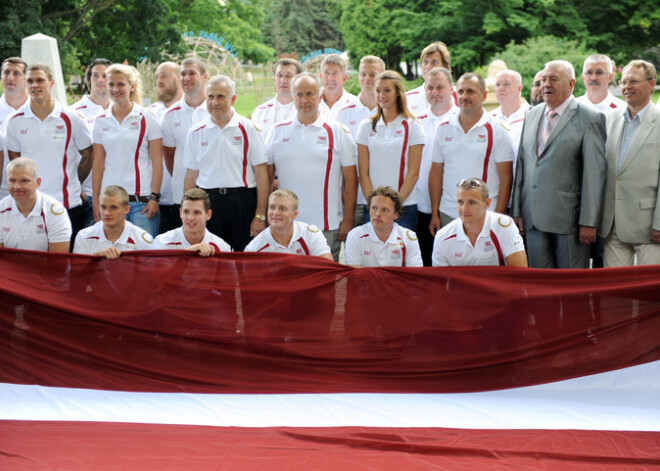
left=264, top=0, right=344, bottom=57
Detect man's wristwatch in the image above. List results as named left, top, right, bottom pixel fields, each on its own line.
left=254, top=213, right=265, bottom=221
left=149, top=192, right=161, bottom=202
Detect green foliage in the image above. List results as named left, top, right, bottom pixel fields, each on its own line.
left=494, top=36, right=593, bottom=98
left=178, top=0, right=274, bottom=63
left=0, top=0, right=43, bottom=59
left=264, top=0, right=344, bottom=57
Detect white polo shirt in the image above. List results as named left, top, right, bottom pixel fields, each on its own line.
left=335, top=95, right=376, bottom=206
left=183, top=112, right=265, bottom=190
left=405, top=84, right=429, bottom=115
left=355, top=115, right=425, bottom=206
left=345, top=221, right=423, bottom=267
left=576, top=92, right=626, bottom=114
left=432, top=211, right=525, bottom=266
left=73, top=220, right=154, bottom=254
left=244, top=220, right=330, bottom=256
left=6, top=101, right=92, bottom=209
left=161, top=98, right=209, bottom=204
left=154, top=226, right=232, bottom=252
left=432, top=111, right=513, bottom=218
left=70, top=95, right=111, bottom=198
left=0, top=94, right=27, bottom=199
left=415, top=104, right=459, bottom=213
left=147, top=101, right=167, bottom=119
left=490, top=101, right=530, bottom=161
left=319, top=89, right=358, bottom=120
left=0, top=191, right=72, bottom=251
left=92, top=103, right=162, bottom=197
left=266, top=114, right=356, bottom=231
left=251, top=97, right=296, bottom=136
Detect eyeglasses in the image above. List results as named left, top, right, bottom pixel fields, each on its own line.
left=618, top=78, right=652, bottom=87
left=457, top=178, right=483, bottom=189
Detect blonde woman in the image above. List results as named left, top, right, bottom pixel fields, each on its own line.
left=92, top=64, right=163, bottom=236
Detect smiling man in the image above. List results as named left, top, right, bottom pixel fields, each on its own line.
left=154, top=188, right=231, bottom=255
left=73, top=185, right=154, bottom=258
left=428, top=73, right=513, bottom=234
left=345, top=186, right=422, bottom=267
left=406, top=41, right=453, bottom=114
left=432, top=178, right=526, bottom=266
left=511, top=60, right=606, bottom=269
left=319, top=54, right=357, bottom=119
left=245, top=189, right=332, bottom=259
left=183, top=75, right=268, bottom=251
left=0, top=157, right=71, bottom=252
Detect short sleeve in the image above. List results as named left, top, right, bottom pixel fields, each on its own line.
left=492, top=125, right=515, bottom=163
left=335, top=122, right=357, bottom=167
left=71, top=112, right=93, bottom=150
left=182, top=127, right=199, bottom=171
left=403, top=230, right=423, bottom=267
left=92, top=117, right=105, bottom=145
left=431, top=124, right=447, bottom=164
left=73, top=231, right=92, bottom=254
left=354, top=119, right=371, bottom=146
left=307, top=225, right=331, bottom=256
left=496, top=215, right=525, bottom=257
left=5, top=116, right=20, bottom=152
left=408, top=119, right=426, bottom=146
left=344, top=228, right=362, bottom=266
left=46, top=203, right=73, bottom=244
left=145, top=112, right=162, bottom=141
left=160, top=112, right=177, bottom=148
left=246, top=121, right=267, bottom=167
left=431, top=231, right=449, bottom=266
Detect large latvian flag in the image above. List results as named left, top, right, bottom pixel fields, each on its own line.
left=1, top=248, right=659, bottom=470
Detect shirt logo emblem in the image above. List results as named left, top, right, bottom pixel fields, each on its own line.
left=3, top=226, right=10, bottom=232
left=485, top=241, right=492, bottom=247
left=36, top=224, right=46, bottom=234
left=395, top=130, right=402, bottom=135
left=175, top=122, right=181, bottom=127
left=103, top=127, right=110, bottom=131
left=391, top=249, right=401, bottom=255
left=478, top=134, right=486, bottom=139
left=349, top=120, right=356, bottom=125
left=20, top=129, right=28, bottom=134
left=201, top=141, right=208, bottom=147
left=282, top=138, right=289, bottom=143
left=454, top=252, right=463, bottom=258
left=444, top=137, right=453, bottom=142
left=363, top=250, right=371, bottom=256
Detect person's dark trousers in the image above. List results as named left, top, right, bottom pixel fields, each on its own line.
left=68, top=204, right=86, bottom=251
left=158, top=204, right=180, bottom=235
left=204, top=187, right=257, bottom=251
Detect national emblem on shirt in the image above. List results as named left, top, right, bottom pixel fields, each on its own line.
left=406, top=230, right=417, bottom=241
left=498, top=216, right=512, bottom=228
left=142, top=232, right=154, bottom=243
left=35, top=223, right=46, bottom=235
left=307, top=225, right=320, bottom=233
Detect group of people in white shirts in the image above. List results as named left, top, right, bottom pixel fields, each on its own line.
left=18, top=37, right=642, bottom=268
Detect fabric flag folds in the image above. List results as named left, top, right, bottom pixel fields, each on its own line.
left=0, top=248, right=659, bottom=469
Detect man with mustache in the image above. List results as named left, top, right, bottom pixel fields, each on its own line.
left=576, top=54, right=625, bottom=114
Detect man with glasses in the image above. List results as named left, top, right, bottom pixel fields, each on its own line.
left=599, top=60, right=660, bottom=266
left=576, top=54, right=625, bottom=114
left=432, top=178, right=526, bottom=266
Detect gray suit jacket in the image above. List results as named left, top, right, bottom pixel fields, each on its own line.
left=599, top=104, right=660, bottom=243
left=511, top=98, right=606, bottom=234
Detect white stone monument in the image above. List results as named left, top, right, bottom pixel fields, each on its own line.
left=21, top=33, right=67, bottom=104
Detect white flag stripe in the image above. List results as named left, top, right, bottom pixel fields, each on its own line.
left=1, top=360, right=659, bottom=432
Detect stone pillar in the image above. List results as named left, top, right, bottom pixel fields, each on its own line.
left=21, top=33, right=67, bottom=104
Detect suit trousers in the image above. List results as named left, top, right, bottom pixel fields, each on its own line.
left=604, top=223, right=660, bottom=267
left=526, top=227, right=590, bottom=269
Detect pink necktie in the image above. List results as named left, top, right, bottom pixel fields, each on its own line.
left=537, top=110, right=557, bottom=156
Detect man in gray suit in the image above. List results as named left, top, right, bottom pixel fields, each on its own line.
left=599, top=60, right=660, bottom=266
left=511, top=60, right=606, bottom=268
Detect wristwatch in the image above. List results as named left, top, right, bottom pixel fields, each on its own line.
left=149, top=192, right=161, bottom=203
left=254, top=213, right=266, bottom=221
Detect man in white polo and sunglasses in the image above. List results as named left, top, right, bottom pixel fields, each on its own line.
left=433, top=178, right=527, bottom=267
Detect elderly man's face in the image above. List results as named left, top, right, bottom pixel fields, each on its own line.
left=495, top=72, right=522, bottom=107
left=293, top=76, right=321, bottom=117
left=541, top=65, right=575, bottom=109
left=582, top=61, right=613, bottom=96
left=206, top=81, right=236, bottom=123
left=620, top=65, right=655, bottom=110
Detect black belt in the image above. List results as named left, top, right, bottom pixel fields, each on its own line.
left=128, top=195, right=150, bottom=203
left=203, top=187, right=252, bottom=195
